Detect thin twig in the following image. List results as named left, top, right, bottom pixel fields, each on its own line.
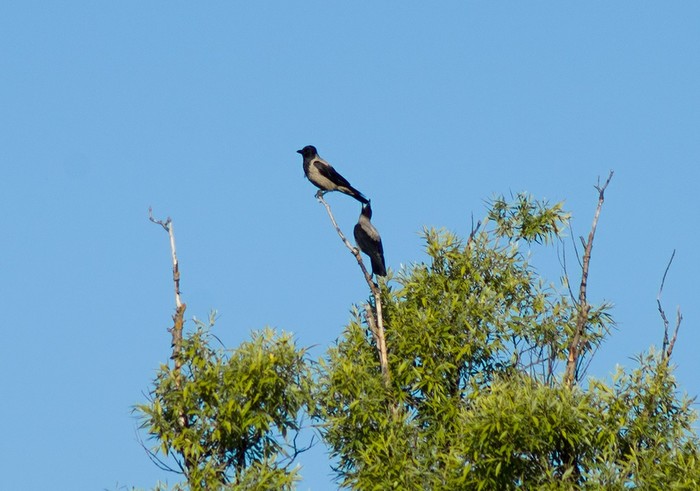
left=466, top=214, right=482, bottom=248
left=669, top=307, right=682, bottom=360
left=317, top=195, right=390, bottom=386
left=277, top=416, right=317, bottom=467
left=558, top=237, right=577, bottom=301
left=658, top=250, right=683, bottom=362
left=564, top=171, right=613, bottom=388
left=569, top=227, right=584, bottom=270
left=136, top=428, right=184, bottom=474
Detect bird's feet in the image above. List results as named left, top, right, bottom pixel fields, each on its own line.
left=315, top=190, right=327, bottom=200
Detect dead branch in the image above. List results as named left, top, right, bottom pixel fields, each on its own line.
left=658, top=250, right=674, bottom=350
left=466, top=213, right=482, bottom=248
left=148, top=207, right=183, bottom=310
left=148, top=207, right=192, bottom=471
left=658, top=250, right=683, bottom=362
left=564, top=171, right=613, bottom=388
left=670, top=307, right=682, bottom=359
left=148, top=207, right=187, bottom=371
left=317, top=195, right=391, bottom=387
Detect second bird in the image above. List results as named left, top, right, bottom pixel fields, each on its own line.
left=297, top=145, right=369, bottom=204
left=354, top=202, right=387, bottom=277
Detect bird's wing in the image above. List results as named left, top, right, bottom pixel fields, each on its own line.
left=355, top=222, right=387, bottom=276
left=355, top=223, right=383, bottom=253
left=376, top=236, right=384, bottom=256
left=313, top=160, right=353, bottom=188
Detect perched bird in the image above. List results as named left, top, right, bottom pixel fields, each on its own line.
left=297, top=145, right=369, bottom=204
left=354, top=203, right=387, bottom=277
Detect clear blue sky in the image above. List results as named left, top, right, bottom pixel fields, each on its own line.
left=1, top=3, right=698, bottom=490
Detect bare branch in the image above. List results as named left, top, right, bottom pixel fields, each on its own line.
left=148, top=207, right=186, bottom=348
left=276, top=415, right=317, bottom=468
left=317, top=195, right=390, bottom=386
left=316, top=196, right=375, bottom=284
left=658, top=250, right=683, bottom=362
left=564, top=171, right=613, bottom=388
left=466, top=213, right=482, bottom=248
left=667, top=307, right=683, bottom=361
left=569, top=225, right=583, bottom=270
left=658, top=250, right=675, bottom=351
left=149, top=207, right=183, bottom=310
left=148, top=207, right=192, bottom=469
left=148, top=206, right=170, bottom=231
left=658, top=249, right=675, bottom=297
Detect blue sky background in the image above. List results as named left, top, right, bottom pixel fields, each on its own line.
left=1, top=3, right=698, bottom=490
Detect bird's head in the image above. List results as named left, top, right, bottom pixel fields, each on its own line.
left=361, top=202, right=373, bottom=219
left=296, top=145, right=318, bottom=158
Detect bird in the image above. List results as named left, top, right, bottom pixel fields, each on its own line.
left=297, top=145, right=369, bottom=204
left=354, top=202, right=387, bottom=277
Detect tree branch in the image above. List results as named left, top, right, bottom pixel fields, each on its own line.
left=466, top=213, right=482, bottom=248
left=564, top=171, right=613, bottom=388
left=148, top=207, right=192, bottom=469
left=558, top=236, right=577, bottom=301
left=316, top=196, right=391, bottom=387
left=135, top=427, right=185, bottom=475
left=148, top=207, right=183, bottom=310
left=658, top=250, right=683, bottom=363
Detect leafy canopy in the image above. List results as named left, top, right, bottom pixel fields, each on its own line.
left=137, top=316, right=312, bottom=490
left=314, top=194, right=698, bottom=489
left=137, top=193, right=698, bottom=490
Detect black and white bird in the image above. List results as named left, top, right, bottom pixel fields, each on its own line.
left=354, top=203, right=387, bottom=277
left=297, top=145, right=369, bottom=204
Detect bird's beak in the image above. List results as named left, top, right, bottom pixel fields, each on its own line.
left=296, top=149, right=303, bottom=154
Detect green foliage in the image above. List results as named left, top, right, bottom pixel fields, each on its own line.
left=488, top=193, right=569, bottom=244
left=315, top=195, right=699, bottom=489
left=313, top=313, right=422, bottom=489
left=138, top=193, right=699, bottom=490
left=586, top=351, right=700, bottom=488
left=136, top=317, right=312, bottom=490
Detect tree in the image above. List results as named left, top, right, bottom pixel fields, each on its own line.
left=136, top=212, right=313, bottom=490
left=137, top=182, right=699, bottom=490
left=314, top=183, right=699, bottom=489
left=137, top=321, right=312, bottom=490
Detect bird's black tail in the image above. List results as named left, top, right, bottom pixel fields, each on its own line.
left=371, top=256, right=387, bottom=277
left=344, top=185, right=369, bottom=204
